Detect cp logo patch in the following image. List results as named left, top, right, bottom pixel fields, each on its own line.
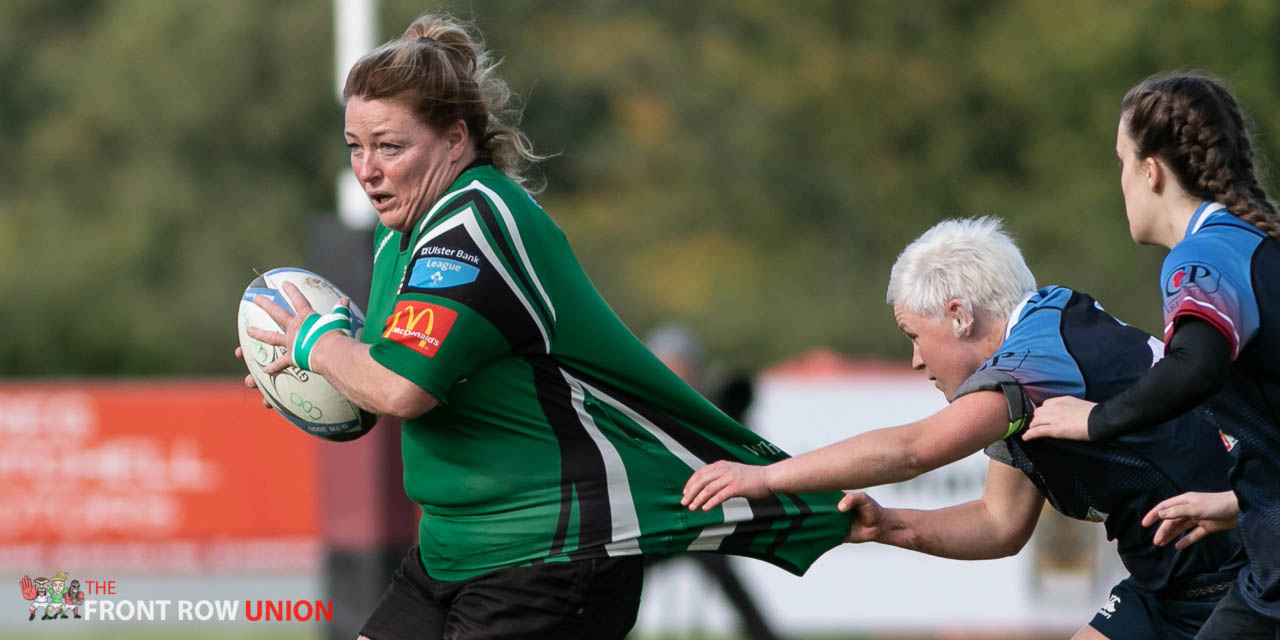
left=1164, top=262, right=1219, bottom=297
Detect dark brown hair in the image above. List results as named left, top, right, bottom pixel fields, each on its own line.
left=1121, top=72, right=1280, bottom=240
left=343, top=14, right=541, bottom=190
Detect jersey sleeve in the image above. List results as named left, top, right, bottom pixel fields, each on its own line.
left=1160, top=232, right=1260, bottom=359
left=954, top=314, right=1086, bottom=447
left=369, top=191, right=556, bottom=400
left=955, top=369, right=1034, bottom=460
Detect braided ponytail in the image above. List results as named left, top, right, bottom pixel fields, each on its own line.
left=1122, top=73, right=1280, bottom=242
left=1207, top=82, right=1280, bottom=240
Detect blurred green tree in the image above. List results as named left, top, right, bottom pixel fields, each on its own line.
left=0, top=0, right=340, bottom=375
left=3, top=0, right=1279, bottom=375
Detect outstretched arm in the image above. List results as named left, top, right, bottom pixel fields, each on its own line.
left=1023, top=318, right=1231, bottom=442
left=841, top=460, right=1044, bottom=560
left=682, top=390, right=1009, bottom=511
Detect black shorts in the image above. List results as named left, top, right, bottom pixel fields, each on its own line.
left=1088, top=577, right=1230, bottom=640
left=359, top=546, right=645, bottom=640
left=1195, top=583, right=1280, bottom=640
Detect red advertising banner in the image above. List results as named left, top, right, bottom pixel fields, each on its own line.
left=0, top=381, right=321, bottom=573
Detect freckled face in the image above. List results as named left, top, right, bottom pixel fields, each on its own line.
left=893, top=303, right=980, bottom=399
left=345, top=97, right=459, bottom=233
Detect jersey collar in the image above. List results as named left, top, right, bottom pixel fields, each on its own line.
left=1186, top=200, right=1229, bottom=237
left=410, top=161, right=499, bottom=237
left=1004, top=290, right=1036, bottom=340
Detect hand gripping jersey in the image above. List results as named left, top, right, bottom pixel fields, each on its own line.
left=364, top=163, right=851, bottom=580
left=1163, top=202, right=1280, bottom=618
left=954, top=286, right=1244, bottom=593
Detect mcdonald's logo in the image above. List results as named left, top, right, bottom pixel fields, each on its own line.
left=382, top=301, right=457, bottom=358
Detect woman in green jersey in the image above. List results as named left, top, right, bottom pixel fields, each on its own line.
left=240, top=13, right=852, bottom=640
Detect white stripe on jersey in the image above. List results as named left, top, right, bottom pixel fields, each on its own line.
left=1109, top=302, right=1167, bottom=367
left=468, top=180, right=557, bottom=321
left=562, top=370, right=643, bottom=557
left=1004, top=291, right=1036, bottom=340
left=372, top=179, right=475, bottom=279
left=416, top=183, right=483, bottom=235
left=562, top=370, right=753, bottom=552
left=1148, top=336, right=1165, bottom=367
left=687, top=498, right=756, bottom=551
left=373, top=229, right=395, bottom=263
left=412, top=207, right=552, bottom=351
left=1190, top=202, right=1229, bottom=236
left=687, top=522, right=743, bottom=552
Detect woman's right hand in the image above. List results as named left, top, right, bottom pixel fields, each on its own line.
left=682, top=460, right=772, bottom=511
left=1141, top=491, right=1238, bottom=549
left=839, top=492, right=888, bottom=543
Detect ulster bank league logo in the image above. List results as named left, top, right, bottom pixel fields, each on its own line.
left=383, top=301, right=458, bottom=358
left=407, top=256, right=480, bottom=290
left=19, top=571, right=84, bottom=621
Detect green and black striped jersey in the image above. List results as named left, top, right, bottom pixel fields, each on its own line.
left=364, top=162, right=851, bottom=580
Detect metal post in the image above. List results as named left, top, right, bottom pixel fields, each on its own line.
left=335, top=0, right=378, bottom=231
left=322, top=4, right=418, bottom=640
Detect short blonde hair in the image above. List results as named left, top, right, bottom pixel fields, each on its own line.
left=887, top=217, right=1036, bottom=320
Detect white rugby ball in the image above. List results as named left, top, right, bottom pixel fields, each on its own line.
left=237, top=267, right=375, bottom=441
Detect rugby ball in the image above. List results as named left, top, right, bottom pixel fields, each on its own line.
left=237, top=267, right=376, bottom=441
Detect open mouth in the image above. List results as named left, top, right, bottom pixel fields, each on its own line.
left=369, top=192, right=394, bottom=209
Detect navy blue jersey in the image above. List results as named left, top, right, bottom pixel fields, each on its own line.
left=1162, top=202, right=1280, bottom=619
left=955, top=286, right=1244, bottom=593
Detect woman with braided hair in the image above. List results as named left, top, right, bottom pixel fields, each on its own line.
left=1024, top=72, right=1280, bottom=638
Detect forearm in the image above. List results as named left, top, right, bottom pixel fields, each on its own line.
left=763, top=392, right=1007, bottom=494
left=1088, top=318, right=1231, bottom=442
left=874, top=501, right=1028, bottom=560
left=308, top=333, right=437, bottom=419
left=765, top=429, right=923, bottom=494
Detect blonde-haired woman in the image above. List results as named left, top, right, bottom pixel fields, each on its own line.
left=685, top=217, right=1244, bottom=639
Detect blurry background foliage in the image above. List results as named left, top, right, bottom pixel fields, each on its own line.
left=3, top=0, right=1279, bottom=376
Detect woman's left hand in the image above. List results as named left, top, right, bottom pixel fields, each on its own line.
left=245, top=282, right=315, bottom=375
left=1021, top=396, right=1095, bottom=441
